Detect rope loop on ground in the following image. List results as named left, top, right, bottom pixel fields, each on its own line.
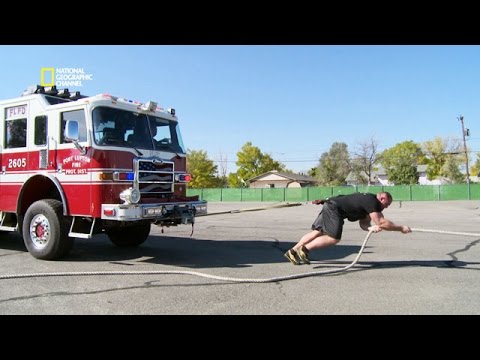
left=0, top=230, right=375, bottom=283
left=1, top=228, right=478, bottom=283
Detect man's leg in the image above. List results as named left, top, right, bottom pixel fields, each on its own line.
left=292, top=230, right=322, bottom=251
left=284, top=230, right=321, bottom=265
left=287, top=231, right=338, bottom=265
left=300, top=234, right=339, bottom=252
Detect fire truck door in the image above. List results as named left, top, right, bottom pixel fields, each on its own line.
left=32, top=115, right=49, bottom=171
left=57, top=110, right=92, bottom=215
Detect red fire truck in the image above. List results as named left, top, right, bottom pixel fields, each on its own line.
left=0, top=85, right=207, bottom=260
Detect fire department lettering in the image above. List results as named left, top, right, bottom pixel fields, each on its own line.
left=8, top=158, right=26, bottom=168
left=62, top=155, right=90, bottom=175
left=64, top=169, right=87, bottom=175
left=5, top=104, right=27, bottom=119
left=63, top=155, right=91, bottom=164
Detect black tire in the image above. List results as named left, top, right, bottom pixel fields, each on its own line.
left=107, top=222, right=151, bottom=247
left=22, top=199, right=73, bottom=260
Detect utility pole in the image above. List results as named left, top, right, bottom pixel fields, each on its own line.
left=458, top=115, right=470, bottom=184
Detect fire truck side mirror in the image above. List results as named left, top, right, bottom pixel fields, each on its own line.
left=65, top=120, right=79, bottom=142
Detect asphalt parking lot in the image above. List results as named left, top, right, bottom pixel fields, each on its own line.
left=0, top=200, right=479, bottom=314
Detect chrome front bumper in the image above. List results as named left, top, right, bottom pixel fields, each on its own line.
left=101, top=200, right=207, bottom=224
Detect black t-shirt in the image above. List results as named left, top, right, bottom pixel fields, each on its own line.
left=329, top=193, right=383, bottom=221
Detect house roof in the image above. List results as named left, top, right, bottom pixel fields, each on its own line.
left=247, top=170, right=318, bottom=183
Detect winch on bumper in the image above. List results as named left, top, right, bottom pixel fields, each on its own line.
left=101, top=201, right=207, bottom=225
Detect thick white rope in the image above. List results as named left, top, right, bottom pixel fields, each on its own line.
left=0, top=230, right=375, bottom=283
left=195, top=202, right=303, bottom=217
left=410, top=228, right=480, bottom=237
left=1, top=228, right=478, bottom=283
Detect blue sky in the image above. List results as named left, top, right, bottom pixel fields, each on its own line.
left=1, top=45, right=479, bottom=174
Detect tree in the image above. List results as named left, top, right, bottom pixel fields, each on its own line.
left=441, top=155, right=464, bottom=184
left=228, top=142, right=285, bottom=187
left=186, top=149, right=219, bottom=188
left=315, top=142, right=350, bottom=186
left=352, top=137, right=380, bottom=185
left=379, top=140, right=422, bottom=185
left=215, top=150, right=229, bottom=188
left=227, top=173, right=245, bottom=188
left=470, top=153, right=480, bottom=177
left=307, top=167, right=318, bottom=178
left=422, top=137, right=463, bottom=182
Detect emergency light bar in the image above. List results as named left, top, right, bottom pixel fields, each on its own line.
left=44, top=86, right=58, bottom=95
left=99, top=95, right=175, bottom=117
left=69, top=91, right=82, bottom=100
left=141, top=101, right=158, bottom=112
left=21, top=85, right=84, bottom=100
left=22, top=85, right=45, bottom=96
left=58, top=89, right=70, bottom=98
left=21, top=86, right=175, bottom=116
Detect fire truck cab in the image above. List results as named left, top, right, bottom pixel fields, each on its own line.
left=0, top=85, right=207, bottom=260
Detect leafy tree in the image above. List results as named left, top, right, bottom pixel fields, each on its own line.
left=379, top=140, right=422, bottom=185
left=470, top=153, right=480, bottom=177
left=315, top=142, right=350, bottom=186
left=228, top=142, right=285, bottom=187
left=227, top=173, right=245, bottom=188
left=422, top=137, right=463, bottom=181
left=441, top=155, right=464, bottom=184
left=186, top=149, right=219, bottom=188
left=307, top=167, right=318, bottom=178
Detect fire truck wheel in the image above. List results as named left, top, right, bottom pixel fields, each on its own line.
left=22, top=199, right=73, bottom=260
left=107, top=222, right=151, bottom=247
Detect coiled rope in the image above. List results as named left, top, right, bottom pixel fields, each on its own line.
left=0, top=228, right=478, bottom=283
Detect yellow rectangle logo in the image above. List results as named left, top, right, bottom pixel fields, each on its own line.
left=40, top=68, right=55, bottom=86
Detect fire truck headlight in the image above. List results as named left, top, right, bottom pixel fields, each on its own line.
left=120, top=188, right=141, bottom=204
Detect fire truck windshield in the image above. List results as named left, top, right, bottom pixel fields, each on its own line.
left=92, top=106, right=186, bottom=153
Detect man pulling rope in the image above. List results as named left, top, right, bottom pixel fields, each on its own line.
left=285, top=192, right=412, bottom=265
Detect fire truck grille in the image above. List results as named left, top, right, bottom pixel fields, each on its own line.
left=137, top=160, right=174, bottom=194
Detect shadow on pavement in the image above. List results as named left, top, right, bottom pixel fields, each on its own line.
left=63, top=234, right=364, bottom=268
left=2, top=232, right=479, bottom=271
left=0, top=233, right=27, bottom=255
left=358, top=259, right=480, bottom=270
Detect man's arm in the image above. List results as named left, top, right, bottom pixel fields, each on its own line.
left=359, top=216, right=371, bottom=231
left=369, top=212, right=411, bottom=233
left=359, top=215, right=382, bottom=232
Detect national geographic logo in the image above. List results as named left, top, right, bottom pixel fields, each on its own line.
left=40, top=67, right=94, bottom=87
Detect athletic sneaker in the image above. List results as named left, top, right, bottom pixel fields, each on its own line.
left=297, top=246, right=311, bottom=265
left=284, top=249, right=301, bottom=265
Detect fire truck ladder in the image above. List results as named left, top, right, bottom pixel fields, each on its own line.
left=68, top=217, right=96, bottom=239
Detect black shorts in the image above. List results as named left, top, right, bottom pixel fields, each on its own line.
left=311, top=201, right=344, bottom=239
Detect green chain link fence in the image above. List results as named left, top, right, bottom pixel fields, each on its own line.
left=188, top=184, right=480, bottom=202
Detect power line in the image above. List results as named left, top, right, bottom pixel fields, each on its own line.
left=210, top=150, right=480, bottom=164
